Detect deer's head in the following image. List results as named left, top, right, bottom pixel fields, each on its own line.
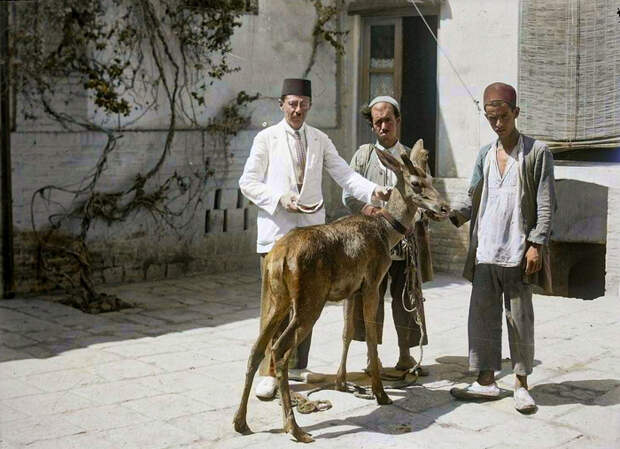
left=375, top=139, right=450, bottom=220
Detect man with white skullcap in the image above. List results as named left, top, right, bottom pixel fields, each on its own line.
left=449, top=82, right=556, bottom=413
left=343, top=95, right=434, bottom=377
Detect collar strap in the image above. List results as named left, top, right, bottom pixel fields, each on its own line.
left=377, top=209, right=413, bottom=237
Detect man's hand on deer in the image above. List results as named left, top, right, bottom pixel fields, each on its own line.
left=361, top=204, right=381, bottom=216
left=280, top=192, right=299, bottom=212
left=371, top=186, right=391, bottom=202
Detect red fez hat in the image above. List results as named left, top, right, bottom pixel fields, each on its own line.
left=282, top=78, right=312, bottom=98
left=483, top=82, right=517, bottom=108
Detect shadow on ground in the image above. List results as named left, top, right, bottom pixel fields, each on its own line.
left=297, top=376, right=619, bottom=441
left=0, top=272, right=263, bottom=361
left=259, top=356, right=620, bottom=442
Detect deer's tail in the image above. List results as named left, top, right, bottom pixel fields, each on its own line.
left=261, top=251, right=289, bottom=318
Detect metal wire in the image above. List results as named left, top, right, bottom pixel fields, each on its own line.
left=407, top=0, right=482, bottom=113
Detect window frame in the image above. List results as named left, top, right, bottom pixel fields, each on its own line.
left=357, top=16, right=403, bottom=147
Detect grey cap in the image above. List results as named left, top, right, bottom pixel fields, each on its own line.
left=368, top=95, right=400, bottom=114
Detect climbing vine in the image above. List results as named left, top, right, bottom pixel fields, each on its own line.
left=206, top=90, right=261, bottom=153
left=11, top=0, right=255, bottom=312
left=303, top=0, right=348, bottom=78
left=8, top=0, right=345, bottom=312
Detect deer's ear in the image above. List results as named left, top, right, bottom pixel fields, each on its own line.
left=375, top=147, right=402, bottom=175
left=411, top=139, right=424, bottom=157
left=409, top=139, right=429, bottom=175
left=402, top=153, right=427, bottom=178
left=401, top=154, right=416, bottom=174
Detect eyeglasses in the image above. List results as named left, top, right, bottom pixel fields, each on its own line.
left=286, top=100, right=311, bottom=110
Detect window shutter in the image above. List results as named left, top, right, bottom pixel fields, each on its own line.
left=519, top=0, right=620, bottom=152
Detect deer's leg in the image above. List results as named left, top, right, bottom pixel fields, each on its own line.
left=336, top=295, right=357, bottom=391
left=233, top=300, right=289, bottom=435
left=362, top=284, right=392, bottom=405
left=272, top=310, right=321, bottom=443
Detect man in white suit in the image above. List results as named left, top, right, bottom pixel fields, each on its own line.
left=239, top=78, right=389, bottom=399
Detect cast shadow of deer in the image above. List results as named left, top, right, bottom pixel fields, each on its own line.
left=233, top=140, right=450, bottom=443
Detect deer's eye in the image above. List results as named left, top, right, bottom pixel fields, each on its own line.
left=411, top=182, right=422, bottom=193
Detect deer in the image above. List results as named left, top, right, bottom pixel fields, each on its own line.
left=233, top=140, right=449, bottom=443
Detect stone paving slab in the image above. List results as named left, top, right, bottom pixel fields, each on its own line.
left=0, top=271, right=619, bottom=449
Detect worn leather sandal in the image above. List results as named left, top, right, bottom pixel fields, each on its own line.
left=363, top=366, right=405, bottom=381
left=398, top=365, right=429, bottom=376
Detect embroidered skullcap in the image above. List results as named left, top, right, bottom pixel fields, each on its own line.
left=483, top=82, right=517, bottom=108
left=368, top=95, right=400, bottom=115
left=281, top=78, right=312, bottom=98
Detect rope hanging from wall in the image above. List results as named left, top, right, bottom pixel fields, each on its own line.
left=406, top=0, right=482, bottom=151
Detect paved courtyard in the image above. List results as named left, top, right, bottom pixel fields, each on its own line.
left=0, top=270, right=618, bottom=449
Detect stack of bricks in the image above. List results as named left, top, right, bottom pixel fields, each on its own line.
left=204, top=187, right=258, bottom=273
left=428, top=178, right=470, bottom=275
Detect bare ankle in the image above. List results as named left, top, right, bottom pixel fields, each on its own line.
left=477, top=370, right=495, bottom=386
left=516, top=375, right=528, bottom=390
left=398, top=347, right=411, bottom=360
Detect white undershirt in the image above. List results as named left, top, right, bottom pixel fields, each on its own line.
left=476, top=137, right=526, bottom=267
left=283, top=121, right=308, bottom=189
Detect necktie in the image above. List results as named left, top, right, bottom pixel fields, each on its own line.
left=293, top=131, right=306, bottom=189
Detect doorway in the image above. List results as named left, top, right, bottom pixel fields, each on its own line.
left=357, top=15, right=438, bottom=175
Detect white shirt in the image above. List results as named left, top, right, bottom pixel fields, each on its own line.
left=284, top=121, right=308, bottom=189
left=476, top=137, right=526, bottom=267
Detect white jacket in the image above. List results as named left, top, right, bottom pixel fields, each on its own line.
left=239, top=119, right=376, bottom=253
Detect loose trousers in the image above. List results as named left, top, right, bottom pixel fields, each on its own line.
left=352, top=260, right=428, bottom=349
left=468, top=263, right=534, bottom=376
left=258, top=254, right=313, bottom=376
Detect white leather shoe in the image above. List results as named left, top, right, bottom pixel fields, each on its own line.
left=255, top=376, right=278, bottom=400
left=288, top=368, right=325, bottom=383
left=450, top=381, right=501, bottom=400
left=514, top=387, right=537, bottom=413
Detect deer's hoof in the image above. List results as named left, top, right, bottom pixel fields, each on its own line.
left=376, top=393, right=392, bottom=405
left=292, top=427, right=314, bottom=443
left=233, top=417, right=252, bottom=435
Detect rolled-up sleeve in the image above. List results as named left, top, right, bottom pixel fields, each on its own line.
left=527, top=145, right=555, bottom=245
left=450, top=196, right=473, bottom=228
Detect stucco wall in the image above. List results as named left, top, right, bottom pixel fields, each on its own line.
left=11, top=0, right=343, bottom=293
left=9, top=0, right=617, bottom=299
left=607, top=187, right=620, bottom=296
left=8, top=0, right=525, bottom=291
left=435, top=0, right=520, bottom=178
left=422, top=0, right=521, bottom=278
left=553, top=163, right=620, bottom=296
